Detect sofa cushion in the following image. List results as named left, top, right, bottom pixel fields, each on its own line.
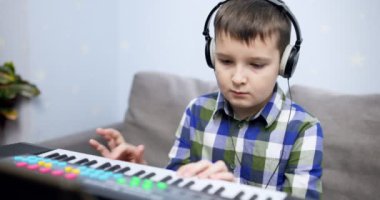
left=290, top=84, right=380, bottom=200
left=123, top=71, right=218, bottom=167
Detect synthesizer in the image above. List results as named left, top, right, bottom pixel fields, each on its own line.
left=0, top=143, right=295, bottom=200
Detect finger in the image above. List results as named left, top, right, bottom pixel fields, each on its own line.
left=89, top=139, right=111, bottom=158
left=177, top=162, right=200, bottom=177
left=102, top=128, right=126, bottom=145
left=197, top=160, right=228, bottom=179
left=182, top=160, right=212, bottom=178
left=209, top=172, right=236, bottom=182
left=177, top=163, right=193, bottom=176
left=109, top=143, right=141, bottom=161
left=134, top=145, right=145, bottom=164
left=96, top=128, right=123, bottom=149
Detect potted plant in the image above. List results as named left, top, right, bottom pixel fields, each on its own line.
left=0, top=62, right=40, bottom=130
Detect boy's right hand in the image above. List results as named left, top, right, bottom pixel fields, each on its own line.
left=89, top=128, right=146, bottom=164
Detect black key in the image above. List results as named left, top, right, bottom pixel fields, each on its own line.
left=55, top=154, right=68, bottom=160
left=106, top=165, right=121, bottom=172
left=214, top=187, right=225, bottom=196
left=249, top=194, right=258, bottom=200
left=84, top=160, right=97, bottom=167
left=160, top=175, right=173, bottom=183
left=233, top=191, right=245, bottom=200
left=96, top=162, right=111, bottom=170
left=142, top=172, right=156, bottom=179
left=171, top=178, right=183, bottom=186
left=45, top=153, right=59, bottom=159
left=201, top=184, right=213, bottom=193
left=116, top=166, right=130, bottom=173
left=62, top=156, right=76, bottom=162
left=75, top=158, right=89, bottom=165
left=132, top=170, right=146, bottom=177
left=265, top=197, right=271, bottom=200
left=182, top=181, right=195, bottom=189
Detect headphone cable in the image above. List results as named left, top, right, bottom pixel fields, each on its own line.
left=265, top=78, right=293, bottom=189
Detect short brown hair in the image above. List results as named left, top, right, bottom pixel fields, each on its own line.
left=214, top=0, right=291, bottom=54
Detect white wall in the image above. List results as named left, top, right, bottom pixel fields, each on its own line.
left=1, top=0, right=379, bottom=145
left=0, top=0, right=120, bottom=143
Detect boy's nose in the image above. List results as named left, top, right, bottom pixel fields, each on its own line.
left=231, top=68, right=247, bottom=85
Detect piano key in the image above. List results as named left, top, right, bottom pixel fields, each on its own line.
left=132, top=170, right=146, bottom=177
left=84, top=160, right=97, bottom=167
left=187, top=179, right=212, bottom=192
left=249, top=194, right=258, bottom=200
left=159, top=175, right=173, bottom=183
left=55, top=154, right=68, bottom=160
left=74, top=158, right=89, bottom=165
left=62, top=156, right=76, bottom=162
left=233, top=191, right=245, bottom=200
left=106, top=165, right=121, bottom=172
left=213, top=187, right=225, bottom=196
left=142, top=172, right=156, bottom=179
left=171, top=178, right=183, bottom=186
left=96, top=162, right=111, bottom=170
left=201, top=184, right=213, bottom=193
left=45, top=152, right=60, bottom=159
left=145, top=170, right=174, bottom=182
left=182, top=180, right=195, bottom=189
left=116, top=166, right=130, bottom=174
left=204, top=180, right=226, bottom=195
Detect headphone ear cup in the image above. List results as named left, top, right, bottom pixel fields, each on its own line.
left=210, top=39, right=216, bottom=67
left=279, top=44, right=293, bottom=78
left=280, top=44, right=300, bottom=78
left=205, top=38, right=214, bottom=69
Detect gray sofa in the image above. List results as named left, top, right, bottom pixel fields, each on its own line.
left=40, top=71, right=380, bottom=200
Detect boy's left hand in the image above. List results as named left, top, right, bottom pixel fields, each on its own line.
left=177, top=160, right=235, bottom=182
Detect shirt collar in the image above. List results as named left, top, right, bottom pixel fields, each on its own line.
left=212, top=84, right=286, bottom=127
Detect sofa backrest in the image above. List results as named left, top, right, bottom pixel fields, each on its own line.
left=290, top=84, right=380, bottom=200
left=123, top=71, right=218, bottom=167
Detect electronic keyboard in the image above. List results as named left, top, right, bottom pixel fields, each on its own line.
left=0, top=143, right=298, bottom=200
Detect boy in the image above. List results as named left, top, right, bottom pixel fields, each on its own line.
left=89, top=0, right=323, bottom=199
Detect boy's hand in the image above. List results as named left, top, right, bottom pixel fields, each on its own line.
left=89, top=128, right=146, bottom=164
left=177, top=160, right=235, bottom=182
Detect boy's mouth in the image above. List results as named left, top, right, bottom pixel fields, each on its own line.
left=231, top=90, right=249, bottom=97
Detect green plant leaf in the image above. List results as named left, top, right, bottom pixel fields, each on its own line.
left=2, top=62, right=15, bottom=75
left=0, top=72, right=16, bottom=84
left=0, top=62, right=17, bottom=84
left=16, top=83, right=40, bottom=98
left=0, top=85, right=18, bottom=99
left=0, top=83, right=40, bottom=100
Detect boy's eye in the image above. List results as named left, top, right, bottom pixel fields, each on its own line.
left=219, top=59, right=233, bottom=65
left=251, top=63, right=265, bottom=69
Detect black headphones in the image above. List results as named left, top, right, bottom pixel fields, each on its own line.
left=203, top=0, right=303, bottom=79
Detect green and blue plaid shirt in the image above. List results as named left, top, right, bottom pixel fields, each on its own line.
left=167, top=85, right=323, bottom=199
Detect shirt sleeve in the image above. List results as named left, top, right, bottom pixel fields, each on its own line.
left=282, top=122, right=323, bottom=199
left=166, top=100, right=195, bottom=171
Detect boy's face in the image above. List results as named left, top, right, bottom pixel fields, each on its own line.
left=214, top=33, right=280, bottom=120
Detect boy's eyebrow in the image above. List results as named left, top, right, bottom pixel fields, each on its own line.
left=216, top=53, right=271, bottom=62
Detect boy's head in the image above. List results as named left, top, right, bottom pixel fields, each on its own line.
left=203, top=0, right=301, bottom=120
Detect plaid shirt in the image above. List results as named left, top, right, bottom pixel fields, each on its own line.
left=167, top=85, right=323, bottom=199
